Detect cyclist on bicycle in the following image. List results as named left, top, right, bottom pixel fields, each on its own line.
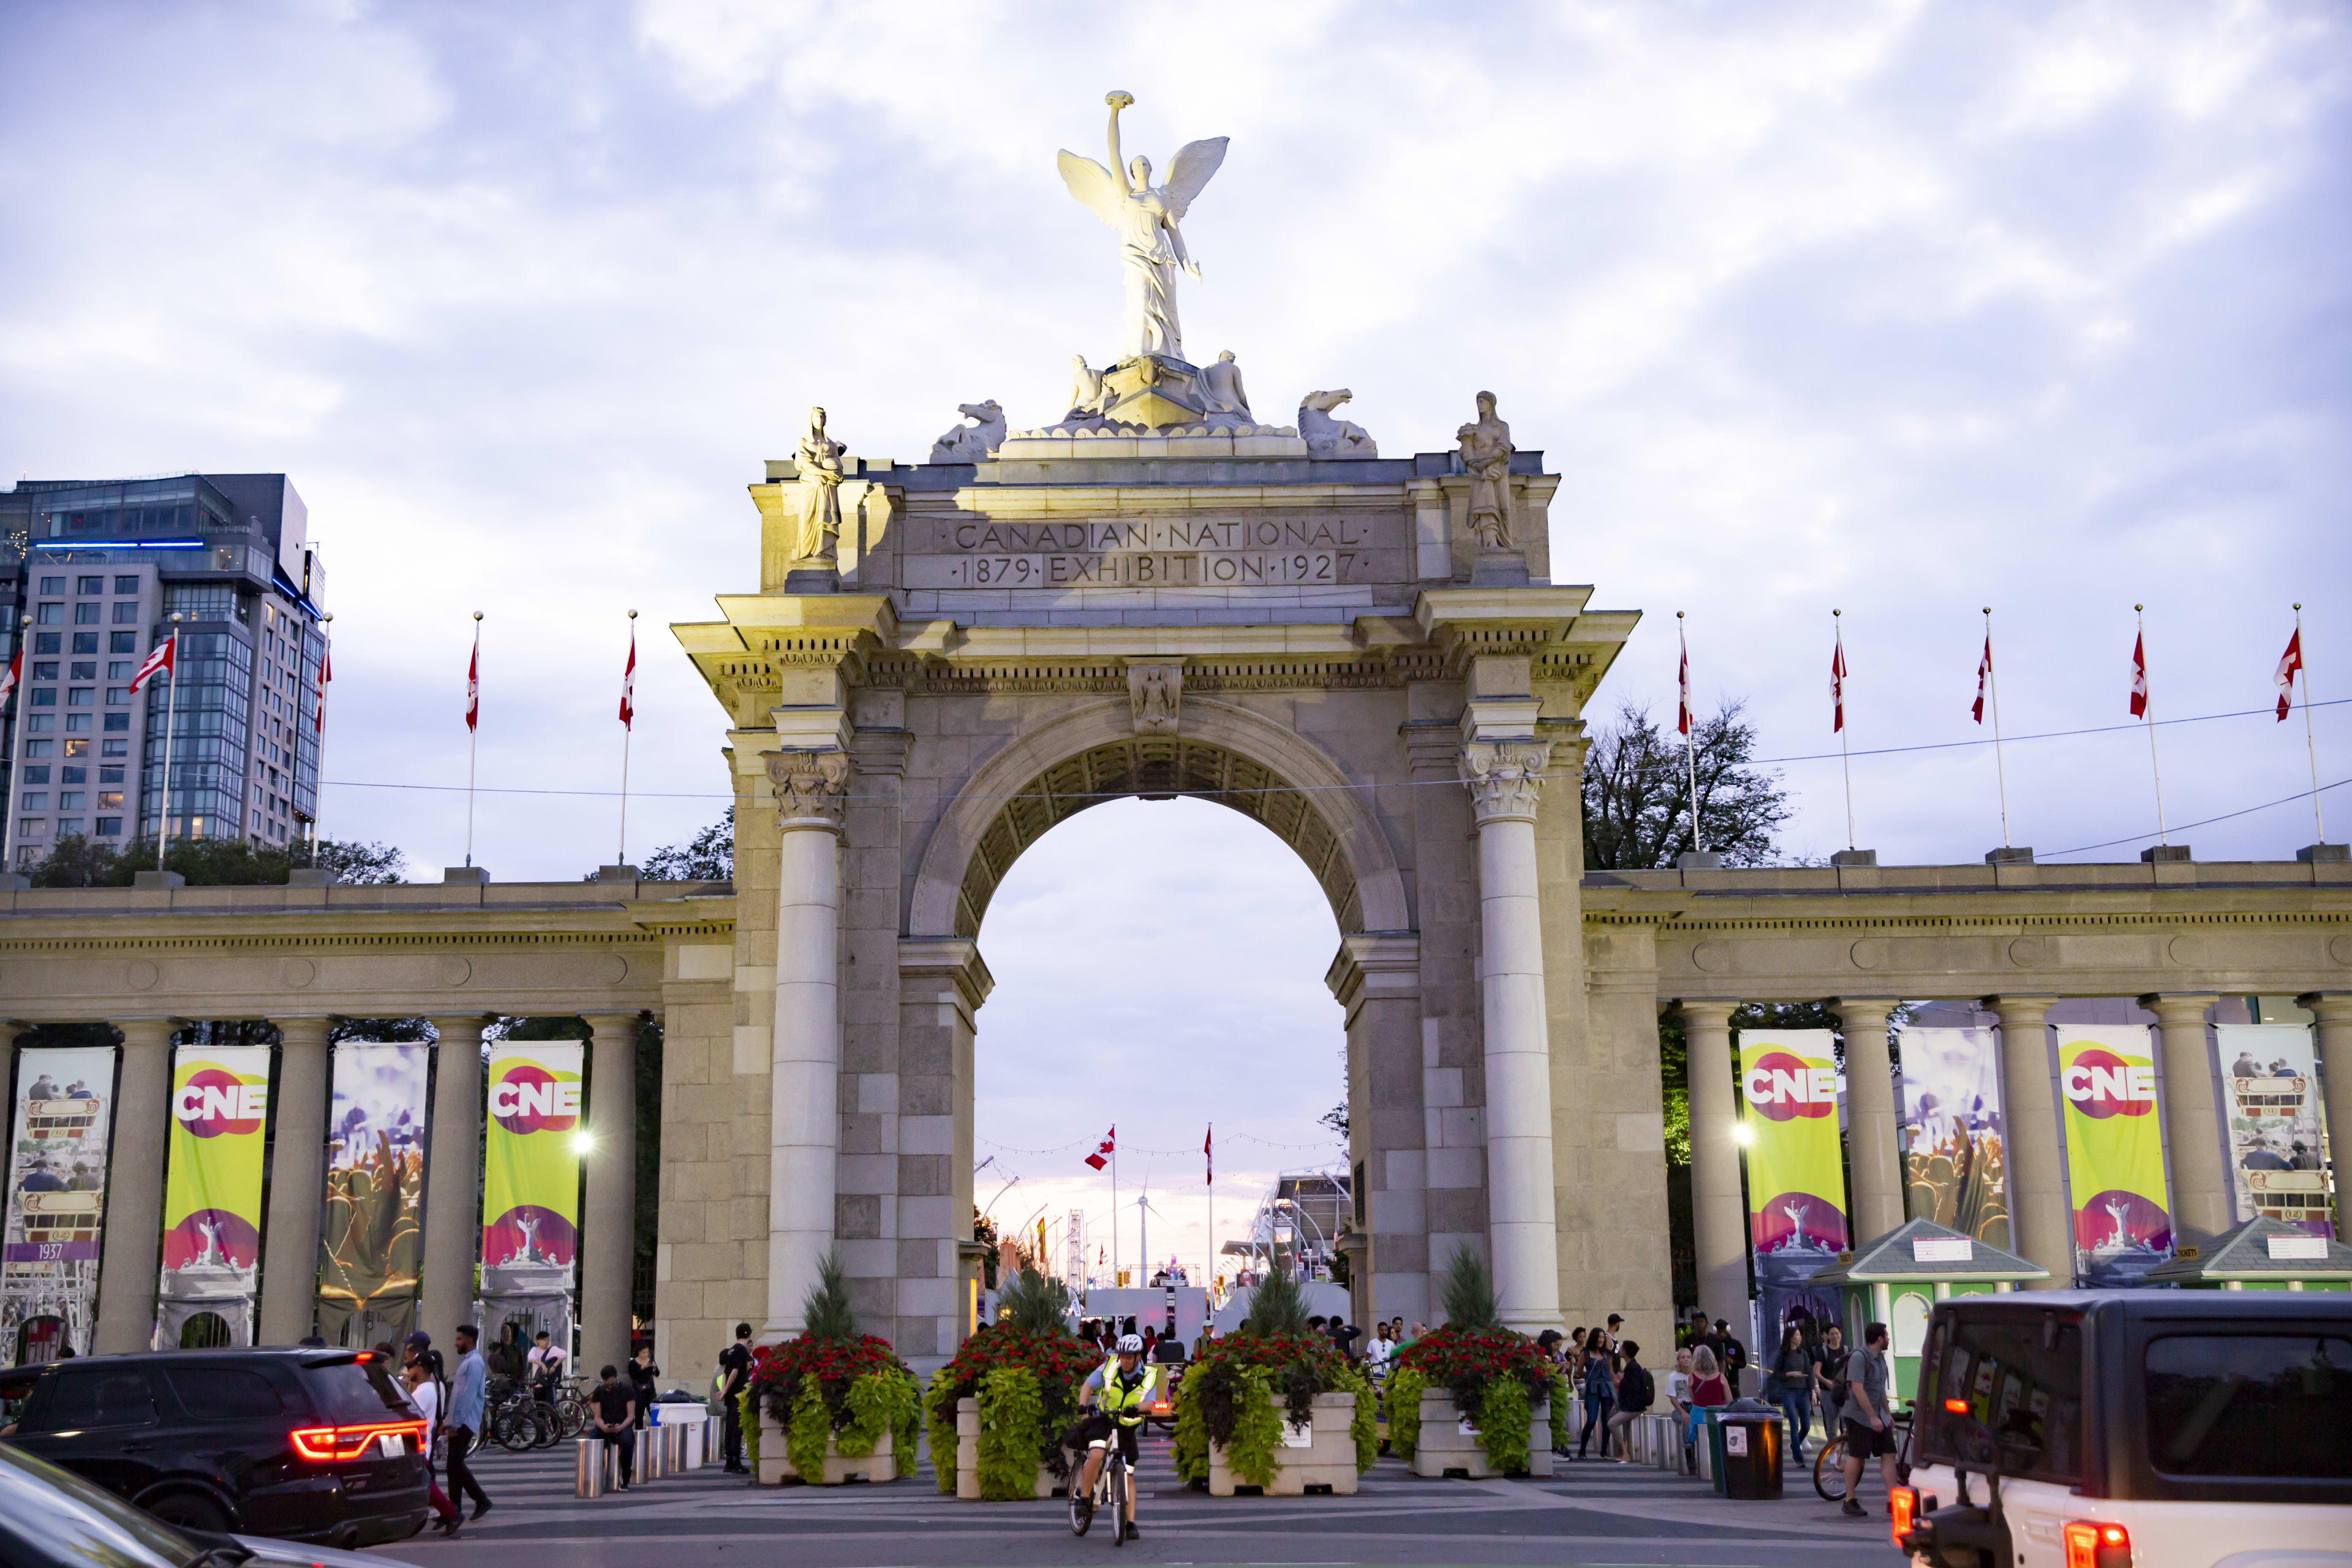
left=1073, top=1332, right=1155, bottom=1541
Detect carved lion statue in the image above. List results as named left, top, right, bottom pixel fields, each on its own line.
left=929, top=400, right=1007, bottom=464
left=1298, top=390, right=1376, bottom=459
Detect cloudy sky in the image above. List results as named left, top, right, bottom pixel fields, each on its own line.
left=4, top=1, right=2347, bottom=1283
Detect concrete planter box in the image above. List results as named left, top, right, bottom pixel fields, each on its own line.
left=1208, top=1391, right=1360, bottom=1496
left=755, top=1411, right=897, bottom=1485
left=1409, top=1389, right=1553, bottom=1479
left=951, top=1396, right=1057, bottom=1500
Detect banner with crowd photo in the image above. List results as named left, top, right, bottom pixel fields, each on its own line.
left=2214, top=1023, right=2332, bottom=1238
left=1, top=1046, right=117, bottom=1363
left=1739, top=1030, right=1849, bottom=1348
left=159, top=1044, right=273, bottom=1348
left=479, top=1041, right=584, bottom=1354
left=317, top=1043, right=431, bottom=1346
left=1898, top=1027, right=2011, bottom=1250
left=2056, top=1027, right=2171, bottom=1286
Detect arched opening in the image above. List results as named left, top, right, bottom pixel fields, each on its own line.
left=178, top=1311, right=232, bottom=1349
left=12, top=1314, right=68, bottom=1365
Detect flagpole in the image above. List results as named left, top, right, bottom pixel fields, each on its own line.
left=1206, top=1123, right=1214, bottom=1299
left=618, top=609, right=636, bottom=865
left=1678, top=611, right=1703, bottom=853
left=3, top=616, right=26, bottom=875
left=313, top=612, right=333, bottom=858
left=1110, top=1128, right=1119, bottom=1289
left=465, top=611, right=481, bottom=868
left=1833, top=609, right=1855, bottom=850
left=2137, top=605, right=2169, bottom=846
left=157, top=616, right=183, bottom=872
left=1984, top=608, right=2011, bottom=848
left=2296, top=604, right=2325, bottom=842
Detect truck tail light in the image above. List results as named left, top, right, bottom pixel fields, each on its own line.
left=2064, top=1521, right=2131, bottom=1568
left=290, top=1419, right=429, bottom=1463
left=1890, top=1485, right=1917, bottom=1545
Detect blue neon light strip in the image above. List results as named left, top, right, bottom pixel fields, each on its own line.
left=29, top=538, right=207, bottom=550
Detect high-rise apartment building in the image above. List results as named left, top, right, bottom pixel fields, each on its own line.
left=0, top=474, right=330, bottom=867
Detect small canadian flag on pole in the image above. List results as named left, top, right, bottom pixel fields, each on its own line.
left=0, top=647, right=20, bottom=709
left=1204, top=1124, right=1212, bottom=1186
left=1084, top=1127, right=1115, bottom=1172
left=2129, top=630, right=2150, bottom=718
left=1972, top=634, right=1992, bottom=724
left=1676, top=623, right=1694, bottom=737
left=128, top=638, right=175, bottom=695
left=619, top=624, right=637, bottom=728
left=2277, top=627, right=2304, bottom=721
left=466, top=630, right=481, bottom=732
left=1830, top=636, right=1847, bottom=734
left=314, top=647, right=331, bottom=734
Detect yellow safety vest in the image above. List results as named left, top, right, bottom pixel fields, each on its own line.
left=1097, top=1361, right=1156, bottom=1423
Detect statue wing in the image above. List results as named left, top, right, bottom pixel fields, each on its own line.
left=1160, top=137, right=1229, bottom=222
left=1057, top=150, right=1123, bottom=228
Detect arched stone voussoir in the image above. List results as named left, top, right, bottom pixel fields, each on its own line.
left=907, top=697, right=1411, bottom=940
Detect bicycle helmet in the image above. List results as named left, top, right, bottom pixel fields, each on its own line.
left=1116, top=1332, right=1145, bottom=1354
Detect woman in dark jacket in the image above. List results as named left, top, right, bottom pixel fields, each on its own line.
left=1576, top=1337, right=1616, bottom=1460
left=1765, top=1323, right=1815, bottom=1466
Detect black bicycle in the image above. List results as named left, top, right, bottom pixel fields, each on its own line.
left=1812, top=1409, right=1912, bottom=1502
left=1068, top=1421, right=1134, bottom=1547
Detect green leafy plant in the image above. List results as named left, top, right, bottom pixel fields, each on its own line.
left=996, top=1267, right=1073, bottom=1338
left=1387, top=1365, right=1426, bottom=1458
left=975, top=1365, right=1046, bottom=1499
left=738, top=1384, right=760, bottom=1470
left=1245, top=1264, right=1312, bottom=1336
left=1385, top=1255, right=1560, bottom=1475
left=802, top=1251, right=858, bottom=1341
left=1440, top=1244, right=1499, bottom=1330
left=785, top=1381, right=832, bottom=1480
left=744, top=1270, right=920, bottom=1484
left=925, top=1365, right=962, bottom=1495
left=1477, top=1376, right=1534, bottom=1474
left=1216, top=1366, right=1285, bottom=1488
left=1174, top=1323, right=1373, bottom=1484
left=922, top=1325, right=1095, bottom=1498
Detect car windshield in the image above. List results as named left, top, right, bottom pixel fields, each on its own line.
left=0, top=1436, right=199, bottom=1568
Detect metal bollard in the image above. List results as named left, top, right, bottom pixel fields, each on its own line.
left=684, top=1417, right=704, bottom=1469
left=576, top=1437, right=608, bottom=1498
left=636, top=1425, right=656, bottom=1483
left=668, top=1423, right=686, bottom=1475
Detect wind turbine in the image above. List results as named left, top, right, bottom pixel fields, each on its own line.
left=1137, top=1179, right=1177, bottom=1284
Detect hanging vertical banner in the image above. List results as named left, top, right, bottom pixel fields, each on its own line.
left=480, top=1041, right=583, bottom=1347
left=159, top=1044, right=273, bottom=1347
left=1740, top=1030, right=1849, bottom=1343
left=1897, top=1027, right=2011, bottom=1250
left=2056, top=1026, right=2171, bottom=1285
left=318, top=1043, right=431, bottom=1344
left=2215, top=1023, right=2332, bottom=1238
left=2, top=1046, right=117, bottom=1362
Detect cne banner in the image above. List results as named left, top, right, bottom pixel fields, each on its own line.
left=2056, top=1027, right=2173, bottom=1285
left=1738, top=1029, right=1850, bottom=1272
left=481, top=1042, right=584, bottom=1273
left=160, top=1044, right=273, bottom=1344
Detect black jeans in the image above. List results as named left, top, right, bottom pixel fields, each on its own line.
left=446, top=1425, right=491, bottom=1511
left=722, top=1387, right=745, bottom=1468
left=1577, top=1390, right=1613, bottom=1457
left=601, top=1428, right=635, bottom=1487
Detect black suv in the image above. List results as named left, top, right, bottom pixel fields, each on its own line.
left=0, top=1348, right=430, bottom=1548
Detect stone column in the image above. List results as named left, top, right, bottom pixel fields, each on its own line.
left=2296, top=993, right=2352, bottom=1238
left=1681, top=1001, right=1747, bottom=1332
left=1460, top=737, right=1561, bottom=1334
left=1832, top=999, right=1904, bottom=1244
left=257, top=1017, right=334, bottom=1345
left=420, top=1015, right=488, bottom=1341
left=2141, top=993, right=2228, bottom=1245
left=765, top=749, right=850, bottom=1340
left=94, top=1019, right=178, bottom=1354
left=1983, top=995, right=2067, bottom=1289
left=580, top=1012, right=642, bottom=1377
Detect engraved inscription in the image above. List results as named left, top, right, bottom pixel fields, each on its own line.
left=905, top=513, right=1392, bottom=592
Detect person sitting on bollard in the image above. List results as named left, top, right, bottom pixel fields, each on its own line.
left=592, top=1364, right=638, bottom=1491
left=1683, top=1345, right=1730, bottom=1471
left=1605, top=1341, right=1652, bottom=1460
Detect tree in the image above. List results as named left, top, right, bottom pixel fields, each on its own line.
left=641, top=807, right=733, bottom=882
left=1580, top=701, right=1792, bottom=870
left=24, top=834, right=405, bottom=888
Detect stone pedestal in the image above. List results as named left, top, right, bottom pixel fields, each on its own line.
left=756, top=1412, right=896, bottom=1486
left=952, top=1396, right=1055, bottom=1499
left=1409, top=1390, right=1553, bottom=1479
left=1208, top=1392, right=1359, bottom=1496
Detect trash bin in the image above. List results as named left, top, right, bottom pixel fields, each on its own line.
left=1717, top=1400, right=1783, bottom=1500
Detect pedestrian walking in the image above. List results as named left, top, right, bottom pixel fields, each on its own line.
left=1767, top=1322, right=1819, bottom=1466
left=1576, top=1333, right=1616, bottom=1460
left=717, top=1322, right=753, bottom=1474
left=1683, top=1344, right=1730, bottom=1470
left=1605, top=1341, right=1652, bottom=1460
left=592, top=1364, right=638, bottom=1490
left=401, top=1351, right=459, bottom=1536
left=1839, top=1323, right=1899, bottom=1518
left=445, top=1324, right=494, bottom=1526
left=1815, top=1322, right=1851, bottom=1436
left=628, top=1344, right=660, bottom=1429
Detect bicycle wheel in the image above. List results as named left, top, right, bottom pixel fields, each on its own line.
left=531, top=1403, right=564, bottom=1449
left=1110, top=1457, right=1128, bottom=1549
left=490, top=1406, right=529, bottom=1452
left=1812, top=1434, right=1847, bottom=1501
left=1069, top=1460, right=1094, bottom=1536
left=556, top=1395, right=588, bottom=1440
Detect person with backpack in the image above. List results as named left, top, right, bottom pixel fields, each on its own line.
left=1814, top=1321, right=1851, bottom=1438
left=1605, top=1342, right=1653, bottom=1460
left=1575, top=1333, right=1616, bottom=1460
left=1766, top=1322, right=1820, bottom=1467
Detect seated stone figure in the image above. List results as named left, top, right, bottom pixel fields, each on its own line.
left=929, top=400, right=1006, bottom=463
left=1299, top=389, right=1376, bottom=458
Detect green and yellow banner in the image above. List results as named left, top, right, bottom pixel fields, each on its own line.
left=1738, top=1030, right=1850, bottom=1262
left=481, top=1042, right=584, bottom=1269
left=161, top=1044, right=272, bottom=1292
left=2056, top=1025, right=2171, bottom=1284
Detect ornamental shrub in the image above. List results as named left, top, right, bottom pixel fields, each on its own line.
left=975, top=1366, right=1046, bottom=1499
left=1390, top=1315, right=1562, bottom=1474
left=1174, top=1323, right=1374, bottom=1483
left=922, top=1324, right=1095, bottom=1498
left=745, top=1289, right=921, bottom=1484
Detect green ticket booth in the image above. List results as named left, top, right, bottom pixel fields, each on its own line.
left=1807, top=1218, right=2048, bottom=1404
left=2141, top=1215, right=2352, bottom=1292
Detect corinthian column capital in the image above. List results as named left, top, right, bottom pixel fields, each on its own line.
left=1460, top=740, right=1551, bottom=826
left=767, top=748, right=851, bottom=830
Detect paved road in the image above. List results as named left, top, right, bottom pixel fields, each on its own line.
left=400, top=1431, right=1909, bottom=1567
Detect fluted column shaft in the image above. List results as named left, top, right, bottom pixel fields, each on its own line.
left=1682, top=1001, right=1747, bottom=1330
left=2141, top=993, right=2226, bottom=1245
left=766, top=750, right=848, bottom=1341
left=257, top=1017, right=334, bottom=1344
left=2297, top=993, right=2352, bottom=1238
left=581, top=1012, right=641, bottom=1376
left=1985, top=996, right=2067, bottom=1289
left=1833, top=1000, right=1904, bottom=1243
left=94, top=1019, right=178, bottom=1353
left=421, top=1015, right=488, bottom=1341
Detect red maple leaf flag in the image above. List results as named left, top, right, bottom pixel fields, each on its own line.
left=1972, top=635, right=1992, bottom=724
left=619, top=624, right=637, bottom=729
left=1676, top=623, right=1693, bottom=737
left=128, top=637, right=175, bottom=695
left=1830, top=635, right=1847, bottom=734
left=2277, top=628, right=2304, bottom=721
left=0, top=647, right=20, bottom=709
left=2130, top=631, right=2149, bottom=718
left=466, top=629, right=480, bottom=733
left=1204, top=1124, right=1213, bottom=1186
left=314, top=646, right=331, bottom=734
left=1084, top=1126, right=1115, bottom=1172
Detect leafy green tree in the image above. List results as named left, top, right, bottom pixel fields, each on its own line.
left=1580, top=701, right=1792, bottom=870
left=23, top=834, right=404, bottom=888
left=640, top=807, right=732, bottom=881
left=1439, top=1244, right=1500, bottom=1332
left=801, top=1250, right=858, bottom=1341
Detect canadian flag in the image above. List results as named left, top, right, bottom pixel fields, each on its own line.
left=2129, top=631, right=2149, bottom=718
left=314, top=647, right=331, bottom=735
left=466, top=628, right=480, bottom=733
left=129, top=637, right=175, bottom=695
left=2277, top=629, right=2304, bottom=722
left=1084, top=1126, right=1115, bottom=1172
left=0, top=647, right=20, bottom=709
left=1676, top=623, right=1693, bottom=737
left=1830, top=635, right=1847, bottom=734
left=619, top=625, right=637, bottom=729
left=1204, top=1124, right=1213, bottom=1187
left=1972, top=635, right=1992, bottom=724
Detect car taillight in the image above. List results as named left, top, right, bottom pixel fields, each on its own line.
left=1890, top=1485, right=1917, bottom=1545
left=2063, top=1521, right=2131, bottom=1568
left=290, top=1419, right=428, bottom=1462
left=1943, top=1397, right=1968, bottom=1414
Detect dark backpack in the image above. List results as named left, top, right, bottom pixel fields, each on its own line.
left=1820, top=1347, right=1851, bottom=1408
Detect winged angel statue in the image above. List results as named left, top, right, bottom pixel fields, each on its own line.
left=1058, top=92, right=1227, bottom=363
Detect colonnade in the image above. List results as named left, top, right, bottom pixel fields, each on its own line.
left=1681, top=990, right=2352, bottom=1330
left=15, top=1008, right=647, bottom=1373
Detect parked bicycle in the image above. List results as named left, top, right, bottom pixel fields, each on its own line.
left=1811, top=1408, right=1912, bottom=1502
